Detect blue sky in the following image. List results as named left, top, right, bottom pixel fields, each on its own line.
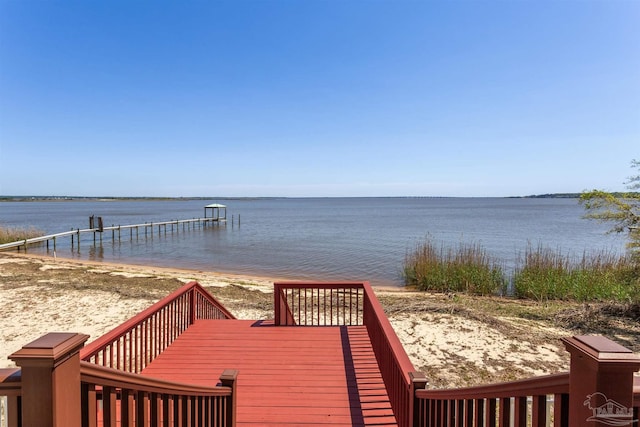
left=1, top=1, right=638, bottom=197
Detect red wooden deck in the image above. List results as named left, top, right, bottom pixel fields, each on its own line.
left=141, top=319, right=397, bottom=427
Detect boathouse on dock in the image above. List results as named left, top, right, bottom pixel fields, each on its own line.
left=204, top=203, right=227, bottom=222
left=1, top=281, right=639, bottom=426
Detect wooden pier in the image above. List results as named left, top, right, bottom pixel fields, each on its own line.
left=0, top=204, right=235, bottom=253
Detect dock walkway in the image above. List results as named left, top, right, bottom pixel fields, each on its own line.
left=141, top=319, right=396, bottom=426
left=0, top=205, right=229, bottom=252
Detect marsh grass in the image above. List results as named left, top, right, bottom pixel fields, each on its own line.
left=404, top=238, right=639, bottom=303
left=513, top=245, right=639, bottom=302
left=403, top=239, right=505, bottom=295
left=0, top=226, right=43, bottom=244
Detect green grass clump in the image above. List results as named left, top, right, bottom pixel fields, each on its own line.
left=403, top=239, right=505, bottom=296
left=513, top=245, right=639, bottom=302
left=0, top=226, right=43, bottom=244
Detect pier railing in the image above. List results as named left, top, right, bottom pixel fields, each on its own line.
left=274, top=282, right=426, bottom=427
left=81, top=281, right=235, bottom=372
left=0, top=216, right=227, bottom=252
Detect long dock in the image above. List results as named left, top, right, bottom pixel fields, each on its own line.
left=0, top=209, right=235, bottom=252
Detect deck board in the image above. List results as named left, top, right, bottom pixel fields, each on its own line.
left=141, top=319, right=397, bottom=426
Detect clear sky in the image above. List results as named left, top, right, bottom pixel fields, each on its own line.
left=0, top=1, right=638, bottom=198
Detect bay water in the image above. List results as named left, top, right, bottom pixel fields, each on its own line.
left=0, top=198, right=627, bottom=287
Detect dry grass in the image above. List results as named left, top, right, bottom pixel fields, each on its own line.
left=0, top=226, right=43, bottom=244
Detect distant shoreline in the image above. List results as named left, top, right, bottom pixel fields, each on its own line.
left=0, top=194, right=586, bottom=202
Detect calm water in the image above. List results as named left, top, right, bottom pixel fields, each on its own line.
left=0, top=198, right=627, bottom=287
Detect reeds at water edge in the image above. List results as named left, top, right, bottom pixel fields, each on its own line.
left=404, top=238, right=639, bottom=302
left=513, top=244, right=638, bottom=302
left=0, top=226, right=43, bottom=244
left=403, top=239, right=505, bottom=296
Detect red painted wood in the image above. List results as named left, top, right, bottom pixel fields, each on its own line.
left=141, top=319, right=398, bottom=426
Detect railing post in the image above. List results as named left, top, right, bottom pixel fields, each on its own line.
left=562, top=335, right=640, bottom=427
left=220, top=369, right=238, bottom=427
left=9, top=332, right=89, bottom=427
left=274, top=284, right=282, bottom=326
left=190, top=287, right=197, bottom=325
left=410, top=371, right=428, bottom=427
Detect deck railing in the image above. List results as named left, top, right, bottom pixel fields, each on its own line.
left=362, top=283, right=428, bottom=427
left=3, top=280, right=240, bottom=427
left=0, top=355, right=237, bottom=427
left=414, top=335, right=640, bottom=427
left=81, top=281, right=235, bottom=372
left=414, top=372, right=570, bottom=426
left=80, top=362, right=237, bottom=427
left=274, top=282, right=426, bottom=427
left=274, top=282, right=365, bottom=326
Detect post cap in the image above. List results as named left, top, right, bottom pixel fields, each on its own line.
left=562, top=335, right=640, bottom=366
left=9, top=333, right=89, bottom=367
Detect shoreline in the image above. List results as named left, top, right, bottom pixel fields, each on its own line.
left=10, top=250, right=405, bottom=290
left=7, top=251, right=286, bottom=289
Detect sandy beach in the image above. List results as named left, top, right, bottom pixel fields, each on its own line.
left=1, top=252, right=637, bottom=388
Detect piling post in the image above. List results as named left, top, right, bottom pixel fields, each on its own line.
left=53, top=236, right=56, bottom=251
left=10, top=333, right=89, bottom=427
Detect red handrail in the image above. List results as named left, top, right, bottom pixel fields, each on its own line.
left=80, top=361, right=234, bottom=397
left=362, top=282, right=425, bottom=427
left=80, top=361, right=237, bottom=427
left=274, top=282, right=365, bottom=326
left=414, top=373, right=570, bottom=427
left=81, top=281, right=235, bottom=371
